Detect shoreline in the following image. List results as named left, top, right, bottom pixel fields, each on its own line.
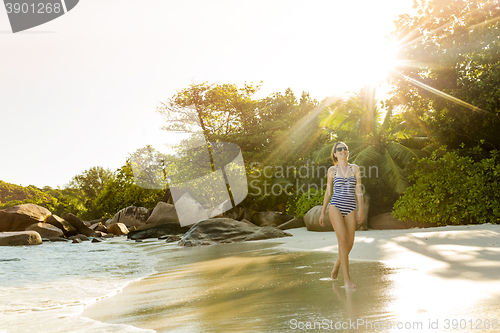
left=267, top=224, right=500, bottom=272
left=80, top=224, right=500, bottom=332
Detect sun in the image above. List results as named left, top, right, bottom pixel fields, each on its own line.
left=332, top=39, right=401, bottom=93
left=356, top=40, right=400, bottom=87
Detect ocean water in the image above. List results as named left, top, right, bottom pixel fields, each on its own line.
left=3, top=234, right=499, bottom=333
left=81, top=241, right=401, bottom=333
left=81, top=239, right=500, bottom=333
left=0, top=237, right=157, bottom=333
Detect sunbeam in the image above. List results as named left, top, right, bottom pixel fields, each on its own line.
left=262, top=96, right=339, bottom=166
left=393, top=71, right=500, bottom=119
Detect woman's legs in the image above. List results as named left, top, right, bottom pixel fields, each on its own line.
left=331, top=210, right=356, bottom=278
left=329, top=206, right=357, bottom=289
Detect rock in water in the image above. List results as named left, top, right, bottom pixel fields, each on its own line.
left=46, top=237, right=69, bottom=242
left=173, top=192, right=208, bottom=227
left=165, top=235, right=182, bottom=243
left=0, top=231, right=43, bottom=246
left=108, top=223, right=129, bottom=236
left=25, top=223, right=64, bottom=239
left=127, top=223, right=189, bottom=240
left=63, top=214, right=97, bottom=237
left=0, top=204, right=51, bottom=232
left=178, top=218, right=292, bottom=247
left=145, top=202, right=179, bottom=225
left=70, top=234, right=90, bottom=242
left=108, top=206, right=150, bottom=228
left=209, top=199, right=233, bottom=218
left=89, top=222, right=107, bottom=233
left=128, top=201, right=190, bottom=240
left=46, top=215, right=78, bottom=237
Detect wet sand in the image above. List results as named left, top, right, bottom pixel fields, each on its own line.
left=82, top=224, right=500, bottom=332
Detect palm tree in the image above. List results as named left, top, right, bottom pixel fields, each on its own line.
left=314, top=87, right=429, bottom=194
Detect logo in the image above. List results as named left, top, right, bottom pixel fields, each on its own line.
left=3, top=0, right=79, bottom=33
left=131, top=141, right=248, bottom=227
left=130, top=111, right=248, bottom=227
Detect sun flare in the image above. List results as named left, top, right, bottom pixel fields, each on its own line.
left=332, top=39, right=401, bottom=93
left=355, top=40, right=400, bottom=86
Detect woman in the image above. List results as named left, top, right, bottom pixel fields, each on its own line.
left=319, top=142, right=364, bottom=289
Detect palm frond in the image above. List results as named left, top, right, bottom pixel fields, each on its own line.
left=422, top=142, right=441, bottom=154
left=312, top=142, right=335, bottom=162
left=350, top=145, right=382, bottom=167
left=386, top=141, right=427, bottom=165
left=390, top=120, right=412, bottom=134
left=318, top=108, right=339, bottom=128
left=380, top=150, right=408, bottom=194
left=398, top=136, right=430, bottom=150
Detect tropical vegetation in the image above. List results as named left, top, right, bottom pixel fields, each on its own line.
left=2, top=0, right=499, bottom=225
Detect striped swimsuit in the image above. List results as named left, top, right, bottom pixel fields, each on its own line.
left=329, top=164, right=357, bottom=217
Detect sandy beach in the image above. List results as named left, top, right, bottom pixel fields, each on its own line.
left=81, top=224, right=500, bottom=332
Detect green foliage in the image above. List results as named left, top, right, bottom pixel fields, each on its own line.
left=0, top=181, right=86, bottom=217
left=68, top=166, right=113, bottom=199
left=94, top=160, right=164, bottom=218
left=66, top=166, right=114, bottom=220
left=158, top=82, right=325, bottom=214
left=0, top=181, right=52, bottom=203
left=294, top=188, right=326, bottom=219
left=315, top=87, right=429, bottom=196
left=157, top=81, right=261, bottom=140
left=393, top=149, right=500, bottom=224
left=388, top=0, right=500, bottom=151
left=1, top=160, right=162, bottom=220
left=35, top=197, right=86, bottom=218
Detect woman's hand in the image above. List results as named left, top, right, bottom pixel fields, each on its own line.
left=357, top=209, right=364, bottom=224
left=319, top=213, right=325, bottom=227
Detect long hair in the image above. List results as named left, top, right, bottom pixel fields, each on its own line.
left=331, top=141, right=348, bottom=165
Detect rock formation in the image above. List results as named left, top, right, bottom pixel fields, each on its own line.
left=63, top=213, right=97, bottom=237
left=304, top=194, right=370, bottom=231
left=145, top=202, right=179, bottom=225
left=46, top=214, right=77, bottom=237
left=25, top=222, right=64, bottom=239
left=173, top=192, right=208, bottom=226
left=251, top=211, right=295, bottom=227
left=0, top=231, right=43, bottom=246
left=277, top=218, right=305, bottom=230
left=0, top=204, right=51, bottom=232
left=108, top=206, right=150, bottom=228
left=178, top=218, right=292, bottom=247
left=127, top=222, right=189, bottom=240
left=304, top=206, right=334, bottom=232
left=108, top=223, right=129, bottom=236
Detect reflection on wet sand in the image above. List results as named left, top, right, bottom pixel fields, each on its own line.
left=81, top=235, right=500, bottom=333
left=81, top=241, right=396, bottom=332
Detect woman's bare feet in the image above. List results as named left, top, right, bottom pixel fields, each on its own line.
left=344, top=280, right=356, bottom=289
left=331, top=261, right=340, bottom=279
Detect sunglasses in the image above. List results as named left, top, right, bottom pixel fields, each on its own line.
left=336, top=147, right=348, bottom=152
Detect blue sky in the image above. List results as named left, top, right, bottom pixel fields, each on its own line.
left=0, top=0, right=413, bottom=189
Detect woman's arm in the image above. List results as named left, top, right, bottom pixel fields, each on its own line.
left=319, top=166, right=335, bottom=226
left=353, top=164, right=364, bottom=224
